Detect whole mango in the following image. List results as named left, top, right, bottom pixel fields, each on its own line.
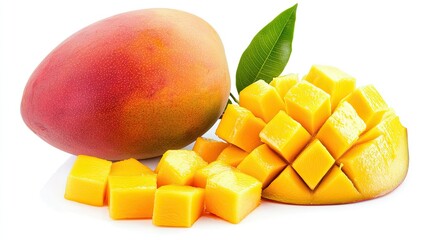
left=21, top=9, right=230, bottom=160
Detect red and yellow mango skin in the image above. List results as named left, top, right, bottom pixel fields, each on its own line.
left=21, top=9, right=230, bottom=160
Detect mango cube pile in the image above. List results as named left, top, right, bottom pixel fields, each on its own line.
left=64, top=65, right=408, bottom=227
left=65, top=147, right=261, bottom=227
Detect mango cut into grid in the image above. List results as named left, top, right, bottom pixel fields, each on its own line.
left=216, top=65, right=408, bottom=205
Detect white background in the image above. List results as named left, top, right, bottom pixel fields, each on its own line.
left=1, top=0, right=428, bottom=239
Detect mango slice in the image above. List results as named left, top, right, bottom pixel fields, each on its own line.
left=237, top=144, right=287, bottom=188
left=305, top=64, right=356, bottom=110
left=285, top=81, right=331, bottom=134
left=152, top=185, right=205, bottom=227
left=64, top=155, right=112, bottom=206
left=215, top=145, right=248, bottom=167
left=269, top=73, right=299, bottom=99
left=216, top=104, right=265, bottom=152
left=192, top=137, right=229, bottom=163
left=260, top=110, right=311, bottom=163
left=239, top=80, right=285, bottom=123
left=156, top=150, right=207, bottom=187
left=108, top=174, right=157, bottom=219
left=205, top=170, right=262, bottom=224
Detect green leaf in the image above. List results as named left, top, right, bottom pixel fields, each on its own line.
left=236, top=4, right=297, bottom=93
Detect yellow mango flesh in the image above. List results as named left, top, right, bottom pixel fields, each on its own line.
left=193, top=161, right=235, bottom=188
left=110, top=158, right=154, bottom=176
left=357, top=109, right=400, bottom=145
left=305, top=64, right=356, bottom=110
left=259, top=110, right=311, bottom=163
left=215, top=145, right=248, bottom=167
left=237, top=144, right=287, bottom=188
left=156, top=150, right=207, bottom=187
left=192, top=137, right=229, bottom=163
left=346, top=85, right=389, bottom=130
left=285, top=81, right=331, bottom=135
left=239, top=80, right=285, bottom=123
left=64, top=155, right=112, bottom=206
left=263, top=166, right=312, bottom=205
left=269, top=73, right=299, bottom=99
left=108, top=174, right=157, bottom=219
left=107, top=158, right=153, bottom=204
left=338, top=121, right=408, bottom=198
left=216, top=104, right=266, bottom=152
left=152, top=185, right=205, bottom=227
left=316, top=101, right=366, bottom=159
left=312, top=165, right=362, bottom=204
left=291, top=139, right=335, bottom=190
left=205, top=170, right=262, bottom=224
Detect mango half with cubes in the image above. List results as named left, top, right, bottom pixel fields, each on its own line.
left=217, top=65, right=408, bottom=204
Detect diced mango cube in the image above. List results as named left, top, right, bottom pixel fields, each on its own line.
left=312, top=165, right=362, bottom=204
left=64, top=155, right=112, bottom=206
left=237, top=144, right=287, bottom=188
left=215, top=145, right=248, bottom=167
left=345, top=85, right=389, bottom=130
left=291, top=139, right=335, bottom=190
left=285, top=81, right=331, bottom=135
left=152, top=185, right=205, bottom=227
left=205, top=170, right=262, bottom=224
left=317, top=101, right=366, bottom=159
left=269, top=73, right=299, bottom=99
left=260, top=111, right=311, bottom=163
left=262, top=166, right=312, bottom=205
left=193, top=161, right=236, bottom=188
left=110, top=158, right=154, bottom=176
left=108, top=174, right=157, bottom=219
left=239, top=80, right=285, bottom=123
left=305, top=65, right=356, bottom=110
left=192, top=137, right=229, bottom=163
left=156, top=150, right=207, bottom=187
left=107, top=158, right=153, bottom=204
left=216, top=104, right=266, bottom=152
